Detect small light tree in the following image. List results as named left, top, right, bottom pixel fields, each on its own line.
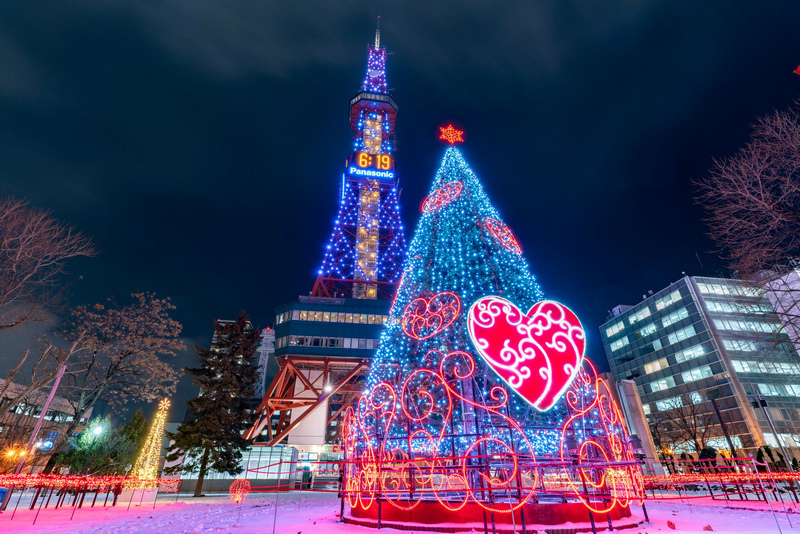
left=164, top=313, right=260, bottom=497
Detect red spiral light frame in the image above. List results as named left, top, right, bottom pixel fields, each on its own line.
left=341, top=352, right=644, bottom=524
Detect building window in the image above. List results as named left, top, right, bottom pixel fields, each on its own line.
left=723, top=339, right=757, bottom=352
left=628, top=307, right=652, bottom=325
left=681, top=365, right=713, bottom=383
left=675, top=344, right=704, bottom=363
left=714, top=318, right=781, bottom=333
left=656, top=396, right=683, bottom=411
left=655, top=290, right=682, bottom=311
left=644, top=358, right=668, bottom=374
left=690, top=392, right=703, bottom=404
left=650, top=376, right=676, bottom=392
left=639, top=323, right=657, bottom=337
left=606, top=322, right=624, bottom=338
left=642, top=404, right=651, bottom=415
left=662, top=307, right=689, bottom=328
left=610, top=336, right=630, bottom=352
left=758, top=383, right=783, bottom=396
left=667, top=325, right=696, bottom=345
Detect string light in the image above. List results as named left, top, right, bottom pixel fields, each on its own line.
left=341, top=144, right=644, bottom=519
left=128, top=398, right=170, bottom=488
left=315, top=36, right=406, bottom=297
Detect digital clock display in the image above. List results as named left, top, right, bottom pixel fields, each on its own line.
left=347, top=152, right=395, bottom=179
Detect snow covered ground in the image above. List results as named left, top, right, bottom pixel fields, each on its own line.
left=0, top=490, right=796, bottom=533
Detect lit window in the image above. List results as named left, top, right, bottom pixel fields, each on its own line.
left=690, top=392, right=703, bottom=404
left=629, top=307, right=652, bottom=325
left=644, top=358, right=668, bottom=374
left=656, top=396, right=683, bottom=411
left=610, top=336, right=630, bottom=352
left=650, top=376, right=676, bottom=392
left=655, top=290, right=682, bottom=310
left=667, top=325, right=696, bottom=345
left=675, top=344, right=704, bottom=363
left=662, top=308, right=689, bottom=328
left=642, top=404, right=651, bottom=415
left=681, top=365, right=713, bottom=383
left=639, top=323, right=657, bottom=337
left=605, top=322, right=625, bottom=338
left=723, top=339, right=757, bottom=352
left=758, top=383, right=782, bottom=396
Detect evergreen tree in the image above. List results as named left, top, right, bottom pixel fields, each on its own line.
left=117, top=409, right=149, bottom=471
left=164, top=313, right=261, bottom=497
left=56, top=414, right=146, bottom=475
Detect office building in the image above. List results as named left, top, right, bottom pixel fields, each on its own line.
left=601, top=275, right=800, bottom=461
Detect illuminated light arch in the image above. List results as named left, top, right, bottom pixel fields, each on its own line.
left=558, top=360, right=646, bottom=514
left=421, top=181, right=463, bottom=213
left=401, top=291, right=461, bottom=340
left=341, top=354, right=644, bottom=521
left=484, top=217, right=522, bottom=254
left=467, top=296, right=585, bottom=411
left=342, top=350, right=541, bottom=515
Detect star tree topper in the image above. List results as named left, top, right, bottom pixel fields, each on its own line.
left=439, top=124, right=464, bottom=145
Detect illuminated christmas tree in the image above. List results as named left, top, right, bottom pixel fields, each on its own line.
left=342, top=129, right=644, bottom=523
left=130, top=398, right=170, bottom=484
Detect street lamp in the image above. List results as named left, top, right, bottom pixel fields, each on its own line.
left=82, top=425, right=105, bottom=474
left=751, top=394, right=794, bottom=473
left=628, top=434, right=651, bottom=524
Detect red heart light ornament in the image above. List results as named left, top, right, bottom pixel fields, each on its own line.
left=467, top=296, right=586, bottom=411
left=421, top=181, right=463, bottom=213
left=402, top=291, right=461, bottom=340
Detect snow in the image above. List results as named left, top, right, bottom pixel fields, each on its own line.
left=0, top=490, right=796, bottom=533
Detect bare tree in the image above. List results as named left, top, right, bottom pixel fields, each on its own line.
left=0, top=337, right=86, bottom=419
left=40, top=292, right=185, bottom=473
left=0, top=196, right=96, bottom=330
left=695, top=102, right=800, bottom=278
left=648, top=394, right=715, bottom=455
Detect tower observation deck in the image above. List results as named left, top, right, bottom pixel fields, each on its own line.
left=311, top=27, right=406, bottom=300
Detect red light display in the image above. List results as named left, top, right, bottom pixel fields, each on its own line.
left=421, top=181, right=463, bottom=213
left=229, top=478, right=251, bottom=503
left=559, top=359, right=645, bottom=513
left=484, top=217, right=522, bottom=254
left=401, top=291, right=461, bottom=340
left=341, top=352, right=645, bottom=517
left=439, top=124, right=465, bottom=145
left=467, top=296, right=585, bottom=411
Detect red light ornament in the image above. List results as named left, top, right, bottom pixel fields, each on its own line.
left=229, top=478, right=251, bottom=503
left=439, top=124, right=464, bottom=145
left=421, top=181, right=463, bottom=213
left=402, top=292, right=461, bottom=340
left=484, top=217, right=521, bottom=254
left=467, top=296, right=585, bottom=411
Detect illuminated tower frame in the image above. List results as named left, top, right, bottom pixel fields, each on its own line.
left=312, top=25, right=406, bottom=300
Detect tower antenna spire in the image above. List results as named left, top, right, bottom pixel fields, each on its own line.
left=375, top=15, right=381, bottom=49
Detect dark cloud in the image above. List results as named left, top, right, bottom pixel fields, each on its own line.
left=0, top=1, right=799, bottom=415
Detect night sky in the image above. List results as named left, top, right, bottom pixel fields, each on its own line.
left=1, top=2, right=800, bottom=417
